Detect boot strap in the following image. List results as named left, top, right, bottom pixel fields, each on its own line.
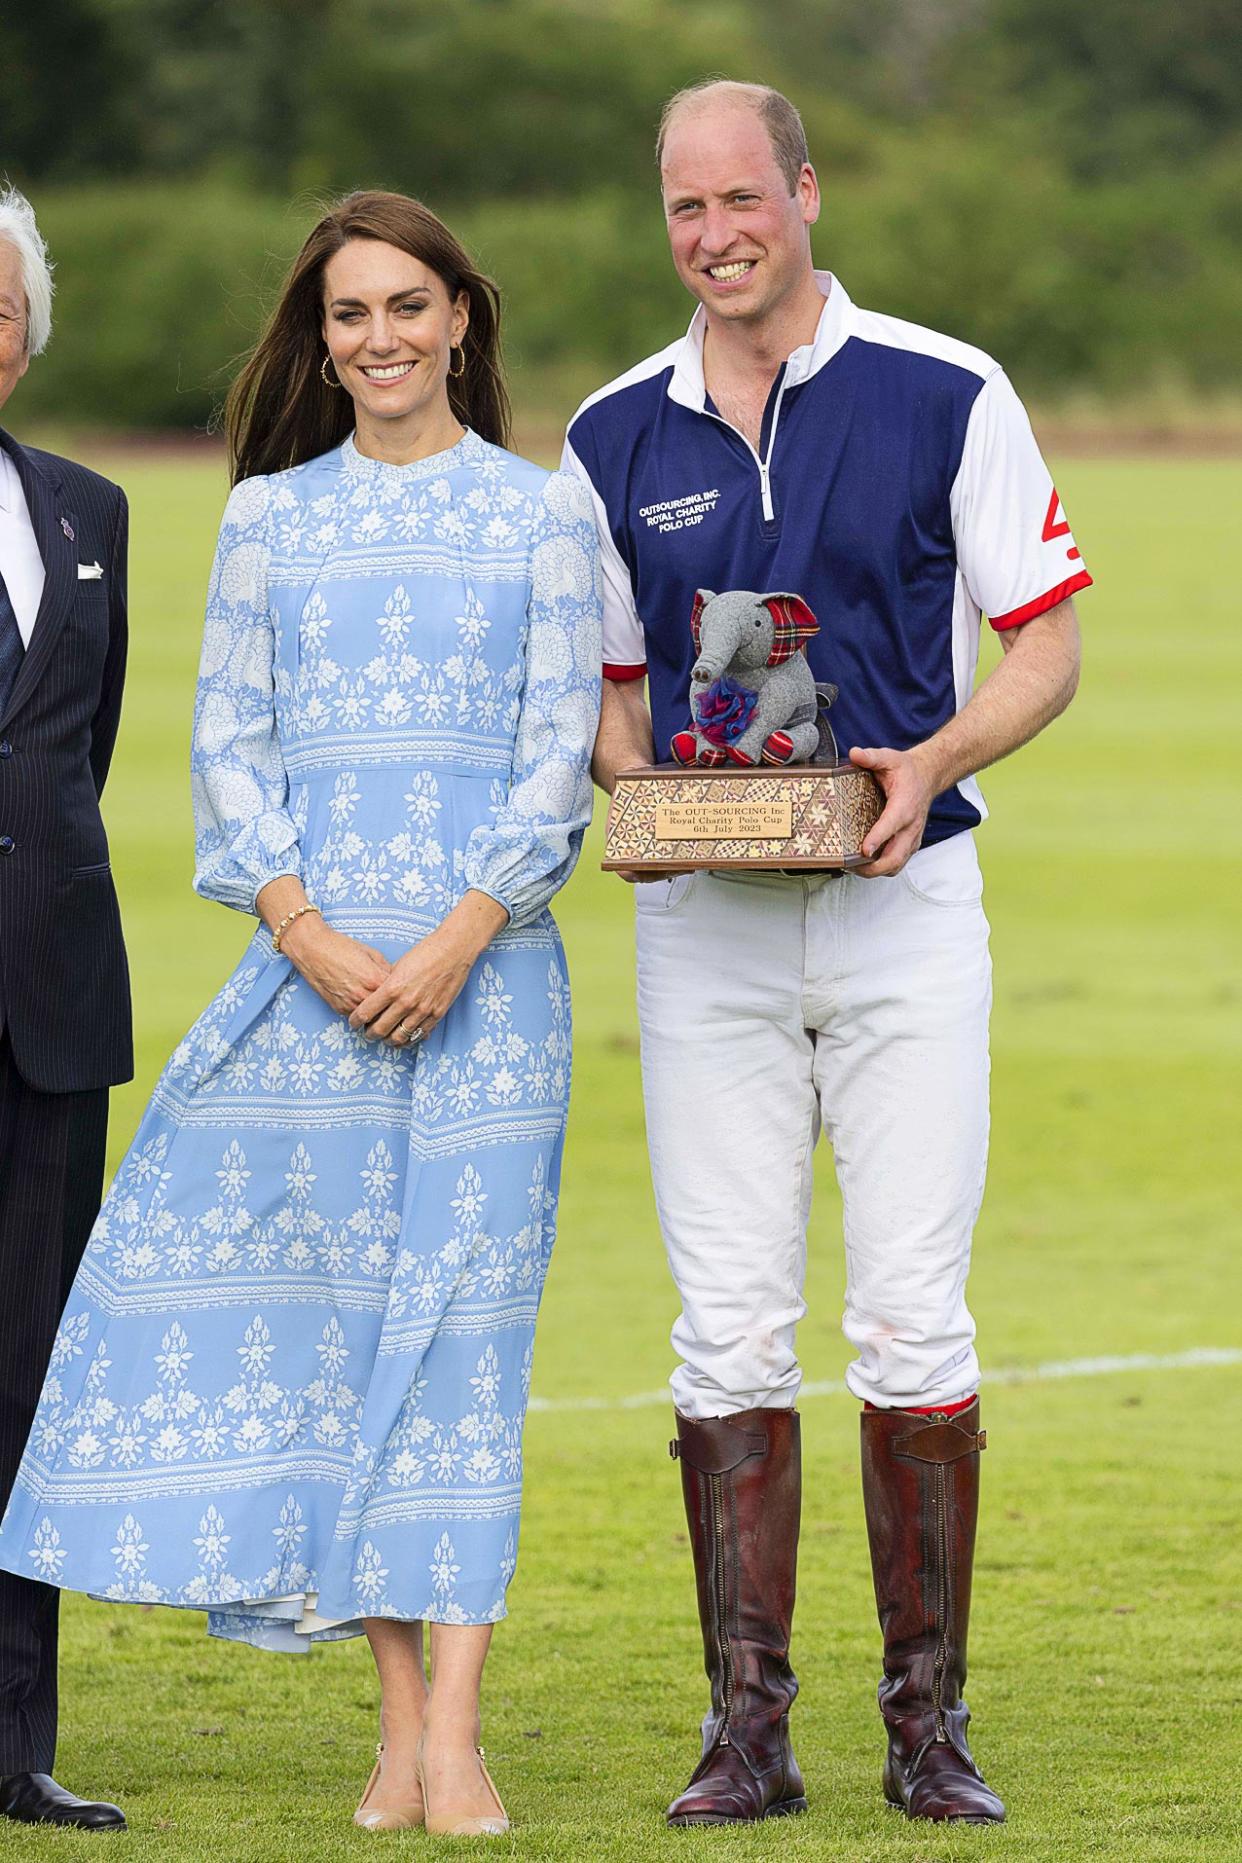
left=893, top=1420, right=986, bottom=1464
left=669, top=1415, right=769, bottom=1473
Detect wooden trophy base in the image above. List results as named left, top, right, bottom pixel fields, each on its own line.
left=602, top=760, right=885, bottom=874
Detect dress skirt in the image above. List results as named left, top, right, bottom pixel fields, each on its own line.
left=0, top=774, right=572, bottom=1649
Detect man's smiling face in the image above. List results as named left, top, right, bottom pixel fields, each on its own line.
left=660, top=99, right=819, bottom=329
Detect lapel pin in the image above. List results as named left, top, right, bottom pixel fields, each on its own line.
left=60, top=516, right=75, bottom=542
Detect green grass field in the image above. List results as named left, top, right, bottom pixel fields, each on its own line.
left=2, top=449, right=1239, bottom=1861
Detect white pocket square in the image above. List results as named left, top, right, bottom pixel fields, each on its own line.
left=77, top=561, right=103, bottom=580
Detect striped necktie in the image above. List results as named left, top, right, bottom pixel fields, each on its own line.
left=0, top=563, right=25, bottom=717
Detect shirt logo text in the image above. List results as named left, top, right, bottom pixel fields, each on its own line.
left=639, top=488, right=721, bottom=534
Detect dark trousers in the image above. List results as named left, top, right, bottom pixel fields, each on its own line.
left=0, top=1030, right=108, bottom=1774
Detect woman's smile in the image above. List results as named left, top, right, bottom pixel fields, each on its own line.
left=357, top=359, right=418, bottom=381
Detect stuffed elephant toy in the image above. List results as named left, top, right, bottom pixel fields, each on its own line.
left=671, top=588, right=833, bottom=767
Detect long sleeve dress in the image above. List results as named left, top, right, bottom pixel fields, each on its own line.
left=0, top=430, right=602, bottom=1650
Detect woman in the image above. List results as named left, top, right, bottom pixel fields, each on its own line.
left=0, top=191, right=601, bottom=1836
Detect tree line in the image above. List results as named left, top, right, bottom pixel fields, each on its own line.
left=4, top=0, right=1240, bottom=426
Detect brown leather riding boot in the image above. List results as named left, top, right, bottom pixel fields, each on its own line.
left=665, top=1408, right=807, bottom=1826
left=860, top=1398, right=1005, bottom=1823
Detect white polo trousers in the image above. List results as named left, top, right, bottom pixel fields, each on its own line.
left=634, top=832, right=992, bottom=1417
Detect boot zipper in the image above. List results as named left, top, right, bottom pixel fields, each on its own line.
left=930, top=1426, right=950, bottom=1742
left=709, top=1472, right=734, bottom=1738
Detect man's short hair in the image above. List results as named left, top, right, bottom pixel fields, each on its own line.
left=657, top=80, right=810, bottom=194
left=0, top=184, right=54, bottom=356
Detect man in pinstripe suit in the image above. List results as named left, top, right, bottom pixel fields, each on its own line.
left=0, top=188, right=129, bottom=1830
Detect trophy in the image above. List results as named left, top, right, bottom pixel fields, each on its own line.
left=602, top=589, right=885, bottom=875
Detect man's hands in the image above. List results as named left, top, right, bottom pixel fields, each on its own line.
left=280, top=913, right=392, bottom=1015
left=348, top=890, right=509, bottom=1047
left=848, top=743, right=940, bottom=877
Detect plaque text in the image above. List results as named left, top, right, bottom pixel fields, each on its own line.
left=654, top=799, right=795, bottom=841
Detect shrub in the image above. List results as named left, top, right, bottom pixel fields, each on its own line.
left=16, top=153, right=1242, bottom=431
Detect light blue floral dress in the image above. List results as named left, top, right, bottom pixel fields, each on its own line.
left=0, top=430, right=602, bottom=1650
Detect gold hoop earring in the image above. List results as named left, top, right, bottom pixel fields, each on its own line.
left=320, top=354, right=341, bottom=389
left=449, top=344, right=466, bottom=379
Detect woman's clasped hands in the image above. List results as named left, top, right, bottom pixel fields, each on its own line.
left=346, top=925, right=474, bottom=1048
left=278, top=911, right=392, bottom=1022
left=345, top=891, right=511, bottom=1046
left=265, top=885, right=508, bottom=1048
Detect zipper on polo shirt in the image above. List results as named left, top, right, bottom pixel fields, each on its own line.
left=757, top=459, right=774, bottom=521
left=702, top=364, right=789, bottom=524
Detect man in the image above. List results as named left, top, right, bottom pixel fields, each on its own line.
left=0, top=185, right=130, bottom=1831
left=564, top=82, right=1086, bottom=1827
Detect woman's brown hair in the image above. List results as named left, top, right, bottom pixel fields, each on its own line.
left=225, top=191, right=511, bottom=485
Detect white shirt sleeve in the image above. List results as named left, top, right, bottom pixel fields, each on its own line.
left=560, top=435, right=647, bottom=677
left=950, top=370, right=1092, bottom=630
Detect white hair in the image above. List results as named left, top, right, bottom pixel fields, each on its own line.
left=0, top=184, right=54, bottom=356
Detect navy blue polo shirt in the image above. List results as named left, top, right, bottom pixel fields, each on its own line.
left=564, top=275, right=1090, bottom=843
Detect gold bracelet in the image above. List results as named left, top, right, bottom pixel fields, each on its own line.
left=271, top=903, right=321, bottom=954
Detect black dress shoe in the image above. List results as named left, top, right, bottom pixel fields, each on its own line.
left=0, top=1772, right=126, bottom=1829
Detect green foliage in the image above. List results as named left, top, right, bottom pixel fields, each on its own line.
left=293, top=0, right=761, bottom=203
left=19, top=147, right=1242, bottom=431
left=824, top=131, right=1242, bottom=395
left=5, top=0, right=760, bottom=198
left=5, top=0, right=1242, bottom=422
left=977, top=0, right=1242, bottom=178
left=20, top=187, right=315, bottom=430
left=0, top=0, right=127, bottom=181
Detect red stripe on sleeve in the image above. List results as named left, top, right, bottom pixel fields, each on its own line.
left=989, top=570, right=1093, bottom=631
left=604, top=662, right=647, bottom=682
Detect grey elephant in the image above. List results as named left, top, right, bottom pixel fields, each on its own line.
left=671, top=588, right=832, bottom=767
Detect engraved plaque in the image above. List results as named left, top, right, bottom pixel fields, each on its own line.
left=655, top=798, right=794, bottom=841
left=603, top=762, right=885, bottom=874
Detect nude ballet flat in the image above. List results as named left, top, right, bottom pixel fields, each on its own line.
left=354, top=1743, right=426, bottom=1832
left=418, top=1745, right=510, bottom=1837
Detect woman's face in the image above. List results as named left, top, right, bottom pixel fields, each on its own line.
left=321, top=238, right=467, bottom=429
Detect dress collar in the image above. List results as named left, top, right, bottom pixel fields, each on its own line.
left=340, top=426, right=488, bottom=484
left=668, top=270, right=853, bottom=412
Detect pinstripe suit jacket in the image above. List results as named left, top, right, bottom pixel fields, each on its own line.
left=0, top=425, right=132, bottom=1092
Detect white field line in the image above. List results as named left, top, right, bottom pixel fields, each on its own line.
left=527, top=1345, right=1242, bottom=1416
